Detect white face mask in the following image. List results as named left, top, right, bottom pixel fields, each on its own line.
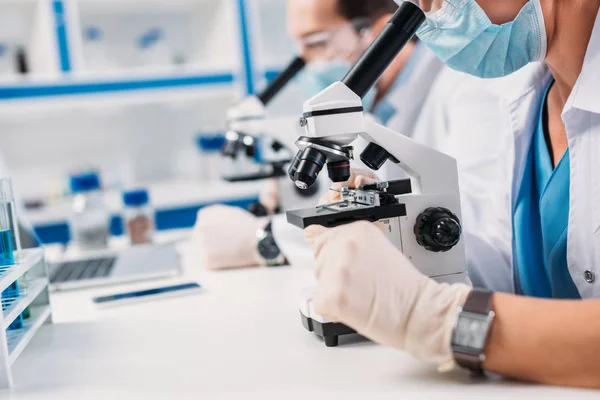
left=413, top=0, right=547, bottom=78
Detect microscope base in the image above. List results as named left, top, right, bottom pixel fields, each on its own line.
left=299, top=271, right=470, bottom=348
left=299, top=310, right=356, bottom=347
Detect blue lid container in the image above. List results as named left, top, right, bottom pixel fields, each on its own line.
left=123, top=189, right=150, bottom=207
left=196, top=133, right=226, bottom=153
left=70, top=172, right=101, bottom=193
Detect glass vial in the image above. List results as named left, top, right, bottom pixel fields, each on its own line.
left=123, top=189, right=154, bottom=245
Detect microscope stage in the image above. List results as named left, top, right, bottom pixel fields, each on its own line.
left=286, top=202, right=407, bottom=229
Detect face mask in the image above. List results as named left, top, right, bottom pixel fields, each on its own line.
left=299, top=59, right=378, bottom=112
left=299, top=59, right=351, bottom=98
left=416, top=0, right=547, bottom=78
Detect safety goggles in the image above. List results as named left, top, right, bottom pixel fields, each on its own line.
left=296, top=18, right=372, bottom=62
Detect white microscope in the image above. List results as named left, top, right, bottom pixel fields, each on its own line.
left=285, top=2, right=470, bottom=347
left=221, top=57, right=325, bottom=214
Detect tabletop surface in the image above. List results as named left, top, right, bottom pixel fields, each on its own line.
left=3, top=238, right=599, bottom=399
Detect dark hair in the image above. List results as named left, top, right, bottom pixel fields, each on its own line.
left=336, top=0, right=399, bottom=21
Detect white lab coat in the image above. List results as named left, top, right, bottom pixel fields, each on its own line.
left=426, top=10, right=600, bottom=298
left=478, top=11, right=600, bottom=298
left=410, top=67, right=515, bottom=293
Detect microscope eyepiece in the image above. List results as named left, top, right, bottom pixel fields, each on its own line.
left=288, top=147, right=327, bottom=190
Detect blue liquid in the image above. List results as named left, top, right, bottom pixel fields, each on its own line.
left=0, top=229, right=14, bottom=266
left=2, top=281, right=19, bottom=311
left=7, top=314, right=23, bottom=331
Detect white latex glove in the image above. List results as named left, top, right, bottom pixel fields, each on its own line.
left=304, top=168, right=380, bottom=245
left=311, top=221, right=471, bottom=368
left=192, top=205, right=264, bottom=270
left=318, top=168, right=380, bottom=206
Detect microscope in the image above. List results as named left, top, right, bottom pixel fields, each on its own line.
left=222, top=56, right=326, bottom=215
left=286, top=2, right=470, bottom=347
left=222, top=56, right=306, bottom=183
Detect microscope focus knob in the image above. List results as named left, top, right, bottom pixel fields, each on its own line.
left=414, top=207, right=462, bottom=252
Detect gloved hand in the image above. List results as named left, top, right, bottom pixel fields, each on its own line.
left=318, top=168, right=380, bottom=206
left=192, top=205, right=264, bottom=270
left=311, top=221, right=471, bottom=368
left=305, top=168, right=380, bottom=245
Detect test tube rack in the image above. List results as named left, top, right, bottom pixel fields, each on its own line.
left=0, top=248, right=52, bottom=388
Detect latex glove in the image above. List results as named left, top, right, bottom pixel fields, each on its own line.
left=258, top=178, right=280, bottom=215
left=318, top=168, right=380, bottom=206
left=312, top=221, right=471, bottom=368
left=192, top=205, right=264, bottom=270
left=304, top=168, right=380, bottom=245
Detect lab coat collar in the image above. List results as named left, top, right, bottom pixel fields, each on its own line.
left=568, top=11, right=600, bottom=115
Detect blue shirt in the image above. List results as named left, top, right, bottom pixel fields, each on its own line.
left=512, top=81, right=580, bottom=299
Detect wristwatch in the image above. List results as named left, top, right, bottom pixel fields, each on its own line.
left=256, top=221, right=287, bottom=267
left=451, top=289, right=495, bottom=373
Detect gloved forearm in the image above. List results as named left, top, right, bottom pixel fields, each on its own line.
left=311, top=221, right=472, bottom=368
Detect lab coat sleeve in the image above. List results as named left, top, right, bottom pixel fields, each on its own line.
left=272, top=213, right=315, bottom=269
left=411, top=68, right=514, bottom=293
left=441, top=72, right=515, bottom=293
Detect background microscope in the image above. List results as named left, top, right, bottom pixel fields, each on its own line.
left=221, top=56, right=327, bottom=216
left=221, top=56, right=306, bottom=183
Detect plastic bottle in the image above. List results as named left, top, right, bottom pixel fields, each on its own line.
left=69, top=172, right=109, bottom=251
left=123, top=189, right=154, bottom=245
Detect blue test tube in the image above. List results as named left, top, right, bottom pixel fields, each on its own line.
left=0, top=198, right=13, bottom=266
left=2, top=281, right=22, bottom=330
left=0, top=179, right=21, bottom=258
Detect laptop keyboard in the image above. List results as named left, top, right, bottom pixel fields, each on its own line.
left=50, top=256, right=117, bottom=284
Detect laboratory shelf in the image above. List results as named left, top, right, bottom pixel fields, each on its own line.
left=0, top=249, right=44, bottom=294
left=7, top=305, right=51, bottom=365
left=0, top=71, right=235, bottom=100
left=2, top=278, right=49, bottom=330
left=0, top=247, right=52, bottom=388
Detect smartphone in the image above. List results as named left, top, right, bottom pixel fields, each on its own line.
left=93, top=282, right=202, bottom=306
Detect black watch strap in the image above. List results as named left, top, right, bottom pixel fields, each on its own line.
left=454, top=351, right=483, bottom=373
left=462, top=289, right=493, bottom=314
left=453, top=289, right=494, bottom=373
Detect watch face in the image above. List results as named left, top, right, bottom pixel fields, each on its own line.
left=258, top=235, right=281, bottom=261
left=453, top=313, right=490, bottom=350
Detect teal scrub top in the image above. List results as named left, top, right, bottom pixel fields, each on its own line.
left=512, top=80, right=580, bottom=299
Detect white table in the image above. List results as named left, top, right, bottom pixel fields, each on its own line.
left=3, top=238, right=599, bottom=399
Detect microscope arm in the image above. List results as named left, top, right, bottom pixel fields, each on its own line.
left=360, top=118, right=460, bottom=196
left=258, top=57, right=306, bottom=106
left=227, top=56, right=306, bottom=122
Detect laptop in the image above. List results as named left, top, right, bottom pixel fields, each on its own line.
left=48, top=244, right=181, bottom=291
